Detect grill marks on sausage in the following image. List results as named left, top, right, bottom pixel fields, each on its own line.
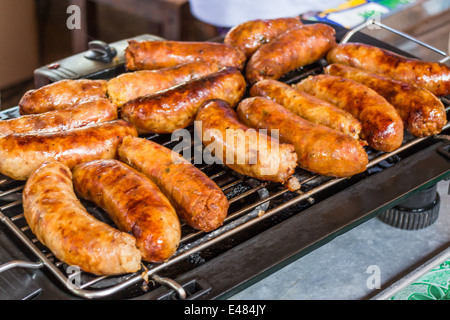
left=23, top=161, right=142, bottom=275
left=245, top=23, right=336, bottom=84
left=72, top=160, right=181, bottom=263
left=324, top=63, right=447, bottom=137
left=327, top=42, right=450, bottom=96
left=118, top=136, right=229, bottom=232
left=120, top=67, right=246, bottom=134
left=224, top=17, right=303, bottom=58
left=124, top=40, right=246, bottom=71
left=296, top=75, right=404, bottom=152
left=19, top=79, right=108, bottom=114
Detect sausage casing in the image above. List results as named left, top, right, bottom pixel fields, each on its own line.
left=0, top=119, right=137, bottom=180
left=0, top=98, right=117, bottom=137
left=118, top=136, right=229, bottom=232
left=326, top=42, right=450, bottom=96
left=324, top=63, right=447, bottom=137
left=245, top=23, right=336, bottom=84
left=237, top=97, right=369, bottom=177
left=249, top=79, right=362, bottom=140
left=72, top=159, right=181, bottom=263
left=296, top=75, right=404, bottom=152
left=195, top=99, right=300, bottom=191
left=23, top=161, right=141, bottom=275
left=107, top=60, right=223, bottom=106
left=19, top=79, right=107, bottom=115
left=125, top=40, right=246, bottom=71
left=120, top=67, right=246, bottom=134
left=224, top=17, right=303, bottom=58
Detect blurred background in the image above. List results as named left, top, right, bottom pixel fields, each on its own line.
left=0, top=0, right=217, bottom=111
left=0, top=0, right=449, bottom=111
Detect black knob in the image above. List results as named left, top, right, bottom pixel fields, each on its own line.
left=378, top=184, right=440, bottom=230
left=84, top=40, right=117, bottom=63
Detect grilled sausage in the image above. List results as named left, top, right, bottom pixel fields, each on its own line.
left=23, top=161, right=141, bottom=276
left=245, top=23, right=336, bottom=84
left=249, top=79, right=362, bottom=140
left=125, top=40, right=246, bottom=71
left=224, top=17, right=303, bottom=58
left=19, top=79, right=107, bottom=115
left=118, top=136, right=229, bottom=232
left=195, top=99, right=300, bottom=191
left=0, top=98, right=117, bottom=137
left=0, top=119, right=137, bottom=180
left=326, top=42, right=450, bottom=96
left=72, top=159, right=181, bottom=263
left=237, top=97, right=369, bottom=177
left=120, top=67, right=246, bottom=134
left=296, top=75, right=404, bottom=152
left=107, top=60, right=223, bottom=106
left=324, top=63, right=447, bottom=137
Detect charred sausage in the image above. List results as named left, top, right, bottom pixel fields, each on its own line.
left=19, top=79, right=107, bottom=115
left=118, top=136, right=229, bottom=232
left=0, top=119, right=137, bottom=180
left=125, top=40, right=246, bottom=71
left=72, top=159, right=181, bottom=263
left=326, top=42, right=450, bottom=96
left=0, top=98, right=117, bottom=136
left=23, top=161, right=141, bottom=275
left=249, top=79, right=362, bottom=140
left=295, top=75, right=404, bottom=152
left=224, top=17, right=303, bottom=58
left=236, top=97, right=369, bottom=177
left=120, top=67, right=246, bottom=134
left=245, top=23, right=336, bottom=84
left=107, top=60, right=223, bottom=106
left=324, top=63, right=447, bottom=137
left=195, top=99, right=300, bottom=191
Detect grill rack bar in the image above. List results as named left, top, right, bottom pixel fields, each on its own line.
left=0, top=21, right=449, bottom=299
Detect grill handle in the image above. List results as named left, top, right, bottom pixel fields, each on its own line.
left=340, top=18, right=450, bottom=64
left=435, top=134, right=450, bottom=160
left=151, top=274, right=187, bottom=300
left=0, top=260, right=43, bottom=274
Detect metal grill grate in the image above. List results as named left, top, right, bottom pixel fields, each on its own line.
left=0, top=21, right=449, bottom=299
left=1, top=108, right=448, bottom=299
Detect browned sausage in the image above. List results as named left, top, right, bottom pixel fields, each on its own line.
left=0, top=119, right=137, bottom=180
left=120, top=67, right=246, bottom=134
left=295, top=75, right=404, bottom=152
left=0, top=98, right=117, bottom=137
left=224, top=17, right=303, bottom=58
left=236, top=97, right=369, bottom=177
left=23, top=161, right=141, bottom=276
left=72, top=159, right=181, bottom=263
left=195, top=99, right=300, bottom=191
left=107, top=60, right=223, bottom=106
left=324, top=63, right=447, bottom=137
left=245, top=23, right=336, bottom=84
left=326, top=42, right=450, bottom=96
left=118, top=136, right=229, bottom=232
left=125, top=40, right=246, bottom=71
left=249, top=79, right=362, bottom=140
left=19, top=79, right=107, bottom=115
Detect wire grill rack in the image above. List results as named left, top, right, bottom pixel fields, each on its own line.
left=0, top=20, right=449, bottom=299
